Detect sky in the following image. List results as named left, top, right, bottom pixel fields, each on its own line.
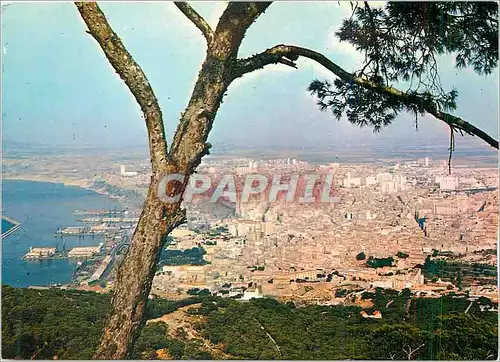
left=1, top=1, right=498, bottom=152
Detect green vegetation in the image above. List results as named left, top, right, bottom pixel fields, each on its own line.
left=2, top=286, right=110, bottom=359
left=186, top=288, right=211, bottom=297
left=356, top=252, right=366, bottom=261
left=158, top=247, right=208, bottom=266
left=473, top=249, right=497, bottom=256
left=196, top=292, right=497, bottom=360
left=2, top=286, right=497, bottom=360
left=215, top=226, right=229, bottom=233
left=335, top=288, right=348, bottom=297
left=423, top=256, right=497, bottom=286
left=132, top=322, right=212, bottom=359
left=309, top=2, right=498, bottom=136
left=146, top=296, right=201, bottom=319
left=367, top=256, right=394, bottom=268
left=206, top=226, right=229, bottom=237
left=1, top=286, right=206, bottom=359
left=249, top=265, right=266, bottom=272
left=432, top=249, right=461, bottom=258
left=396, top=251, right=409, bottom=258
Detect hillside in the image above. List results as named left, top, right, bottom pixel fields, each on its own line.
left=1, top=285, right=497, bottom=360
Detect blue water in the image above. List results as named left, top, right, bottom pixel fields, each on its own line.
left=2, top=218, right=16, bottom=233
left=2, top=180, right=121, bottom=287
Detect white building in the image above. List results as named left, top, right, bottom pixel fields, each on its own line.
left=120, top=165, right=138, bottom=177
left=24, top=247, right=57, bottom=259
left=343, top=172, right=364, bottom=188
left=377, top=172, right=393, bottom=182
left=68, top=245, right=102, bottom=258
left=228, top=287, right=244, bottom=298
left=436, top=176, right=458, bottom=191
left=365, top=176, right=378, bottom=186
left=380, top=174, right=407, bottom=194
left=459, top=177, right=479, bottom=188
left=380, top=181, right=396, bottom=194
left=240, top=286, right=263, bottom=301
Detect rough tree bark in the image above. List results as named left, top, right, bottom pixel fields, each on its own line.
left=74, top=1, right=499, bottom=359
left=76, top=2, right=271, bottom=359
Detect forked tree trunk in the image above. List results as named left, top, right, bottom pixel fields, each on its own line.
left=93, top=62, right=231, bottom=357
left=93, top=173, right=180, bottom=359
left=76, top=1, right=498, bottom=359
left=81, top=3, right=270, bottom=357
left=93, top=56, right=231, bottom=358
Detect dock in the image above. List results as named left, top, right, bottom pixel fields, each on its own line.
left=23, top=247, right=57, bottom=260
left=54, top=226, right=108, bottom=237
left=85, top=255, right=113, bottom=284
left=55, top=226, right=88, bottom=235
left=67, top=245, right=102, bottom=258
left=73, top=209, right=128, bottom=217
left=77, top=217, right=139, bottom=224
left=23, top=244, right=103, bottom=260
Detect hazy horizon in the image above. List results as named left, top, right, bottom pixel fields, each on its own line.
left=1, top=2, right=498, bottom=153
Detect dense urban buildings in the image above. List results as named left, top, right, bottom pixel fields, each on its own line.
left=3, top=150, right=498, bottom=306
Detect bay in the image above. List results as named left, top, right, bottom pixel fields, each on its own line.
left=2, top=179, right=121, bottom=287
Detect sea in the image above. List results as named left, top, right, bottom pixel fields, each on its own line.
left=2, top=180, right=121, bottom=287
left=2, top=218, right=15, bottom=234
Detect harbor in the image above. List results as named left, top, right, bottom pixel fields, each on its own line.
left=54, top=226, right=107, bottom=237
left=75, top=217, right=139, bottom=224
left=23, top=245, right=103, bottom=260
left=22, top=208, right=135, bottom=287
left=72, top=209, right=129, bottom=216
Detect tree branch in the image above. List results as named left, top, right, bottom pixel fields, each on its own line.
left=213, top=2, right=272, bottom=58
left=174, top=2, right=214, bottom=45
left=75, top=2, right=169, bottom=169
left=167, top=2, right=273, bottom=173
left=236, top=44, right=499, bottom=149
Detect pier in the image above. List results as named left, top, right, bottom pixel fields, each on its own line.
left=23, top=245, right=103, bottom=260
left=22, top=208, right=136, bottom=286
left=76, top=217, right=139, bottom=224
left=54, top=226, right=108, bottom=237
left=73, top=209, right=128, bottom=217
left=23, top=247, right=58, bottom=260
left=67, top=245, right=102, bottom=258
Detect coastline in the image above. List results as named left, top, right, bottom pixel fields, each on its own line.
left=2, top=177, right=125, bottom=288
left=3, top=175, right=131, bottom=208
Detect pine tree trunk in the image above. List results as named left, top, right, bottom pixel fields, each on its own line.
left=79, top=3, right=272, bottom=358
left=93, top=173, right=183, bottom=359
left=93, top=56, right=231, bottom=359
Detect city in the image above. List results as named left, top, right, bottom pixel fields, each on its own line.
left=2, top=1, right=498, bottom=360
left=4, top=151, right=497, bottom=308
